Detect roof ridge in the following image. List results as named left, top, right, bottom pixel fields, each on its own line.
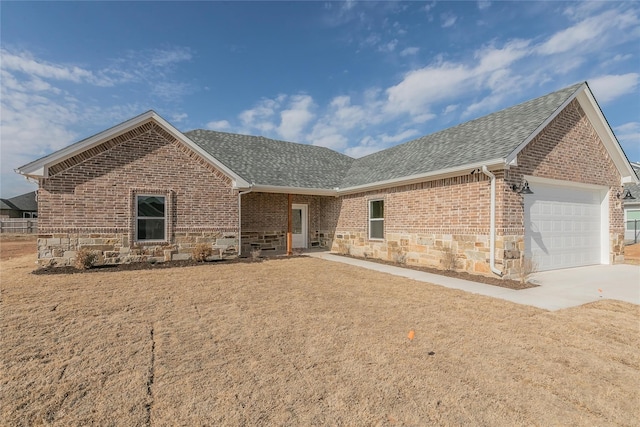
left=340, top=82, right=584, bottom=188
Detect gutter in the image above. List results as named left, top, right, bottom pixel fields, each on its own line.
left=237, top=184, right=254, bottom=256
left=338, top=159, right=505, bottom=195
left=481, top=166, right=503, bottom=277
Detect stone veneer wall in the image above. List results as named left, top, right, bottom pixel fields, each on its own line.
left=37, top=122, right=239, bottom=267
left=240, top=192, right=340, bottom=253
left=332, top=174, right=501, bottom=275
left=332, top=99, right=626, bottom=278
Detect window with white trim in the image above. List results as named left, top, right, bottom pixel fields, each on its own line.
left=369, top=199, right=384, bottom=240
left=136, top=195, right=166, bottom=241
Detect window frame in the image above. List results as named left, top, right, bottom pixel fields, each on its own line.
left=135, top=194, right=167, bottom=243
left=368, top=198, right=385, bottom=240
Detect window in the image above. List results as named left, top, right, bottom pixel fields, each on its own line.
left=369, top=199, right=384, bottom=240
left=627, top=210, right=640, bottom=230
left=136, top=195, right=166, bottom=241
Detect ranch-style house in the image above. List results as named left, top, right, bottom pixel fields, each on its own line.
left=16, top=82, right=639, bottom=278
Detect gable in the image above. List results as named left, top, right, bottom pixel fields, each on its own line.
left=38, top=124, right=239, bottom=230
left=16, top=111, right=249, bottom=189
left=48, top=122, right=157, bottom=176
left=516, top=98, right=622, bottom=186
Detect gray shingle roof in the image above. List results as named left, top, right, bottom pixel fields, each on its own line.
left=185, top=83, right=583, bottom=190
left=340, top=83, right=584, bottom=188
left=1, top=191, right=37, bottom=211
left=0, top=200, right=14, bottom=210
left=624, top=163, right=640, bottom=203
left=184, top=130, right=354, bottom=188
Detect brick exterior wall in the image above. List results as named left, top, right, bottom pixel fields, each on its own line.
left=503, top=99, right=625, bottom=268
left=332, top=174, right=496, bottom=274
left=36, top=99, right=625, bottom=274
left=332, top=99, right=625, bottom=277
left=240, top=192, right=339, bottom=252
left=37, top=122, right=239, bottom=267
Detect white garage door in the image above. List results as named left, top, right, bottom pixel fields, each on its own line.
left=524, top=182, right=604, bottom=271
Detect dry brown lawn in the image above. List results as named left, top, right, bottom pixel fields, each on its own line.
left=0, top=234, right=37, bottom=261
left=625, top=243, right=640, bottom=265
left=1, top=240, right=639, bottom=426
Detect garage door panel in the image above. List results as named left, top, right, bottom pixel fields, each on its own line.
left=525, top=182, right=603, bottom=271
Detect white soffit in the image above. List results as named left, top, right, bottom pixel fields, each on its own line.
left=15, top=111, right=250, bottom=188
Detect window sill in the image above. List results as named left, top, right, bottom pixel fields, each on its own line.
left=135, top=240, right=169, bottom=246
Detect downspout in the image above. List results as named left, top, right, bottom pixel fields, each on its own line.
left=237, top=184, right=254, bottom=257
left=481, top=166, right=503, bottom=277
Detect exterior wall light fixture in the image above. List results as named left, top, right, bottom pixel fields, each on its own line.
left=512, top=180, right=533, bottom=194
left=620, top=189, right=636, bottom=200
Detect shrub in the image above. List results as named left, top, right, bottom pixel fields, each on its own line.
left=250, top=247, right=262, bottom=260
left=75, top=247, right=98, bottom=270
left=192, top=244, right=213, bottom=262
left=441, top=246, right=458, bottom=271
left=513, top=256, right=538, bottom=285
left=337, top=241, right=351, bottom=256
left=392, top=248, right=407, bottom=265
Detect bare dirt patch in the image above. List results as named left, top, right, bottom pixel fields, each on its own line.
left=0, top=234, right=37, bottom=261
left=2, top=254, right=639, bottom=426
left=625, top=243, right=640, bottom=265
left=335, top=253, right=536, bottom=290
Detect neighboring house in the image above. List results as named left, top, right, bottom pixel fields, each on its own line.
left=623, top=162, right=640, bottom=243
left=16, top=82, right=639, bottom=277
left=0, top=191, right=38, bottom=218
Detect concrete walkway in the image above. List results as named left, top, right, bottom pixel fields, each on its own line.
left=306, top=252, right=640, bottom=311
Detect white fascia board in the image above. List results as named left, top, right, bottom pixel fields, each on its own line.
left=505, top=83, right=584, bottom=166
left=249, top=184, right=338, bottom=196
left=151, top=114, right=250, bottom=188
left=15, top=111, right=251, bottom=188
left=16, top=110, right=159, bottom=178
left=576, top=87, right=639, bottom=185
left=337, top=159, right=506, bottom=195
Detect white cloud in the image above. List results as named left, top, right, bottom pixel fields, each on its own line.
left=441, top=13, right=457, bottom=28
left=378, top=39, right=398, bottom=53
left=400, top=47, right=419, bottom=57
left=278, top=95, right=315, bottom=141
left=238, top=97, right=280, bottom=133
left=443, top=104, right=459, bottom=114
left=612, top=54, right=632, bottom=62
left=1, top=48, right=113, bottom=86
left=345, top=129, right=418, bottom=158
left=589, top=73, right=639, bottom=104
left=477, top=1, right=491, bottom=10
left=171, top=113, right=188, bottom=123
left=206, top=120, right=231, bottom=130
left=423, top=2, right=436, bottom=13
left=385, top=62, right=472, bottom=116
left=475, top=40, right=531, bottom=74
left=150, top=47, right=192, bottom=67
left=152, top=81, right=192, bottom=100
left=329, top=96, right=367, bottom=129
left=0, top=47, right=195, bottom=197
left=615, top=122, right=640, bottom=160
left=538, top=9, right=638, bottom=56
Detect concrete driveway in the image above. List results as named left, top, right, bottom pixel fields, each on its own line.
left=526, top=264, right=640, bottom=310
left=309, top=252, right=640, bottom=311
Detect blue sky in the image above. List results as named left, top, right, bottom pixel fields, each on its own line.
left=1, top=1, right=639, bottom=197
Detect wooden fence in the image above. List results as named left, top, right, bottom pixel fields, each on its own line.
left=0, top=219, right=38, bottom=234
